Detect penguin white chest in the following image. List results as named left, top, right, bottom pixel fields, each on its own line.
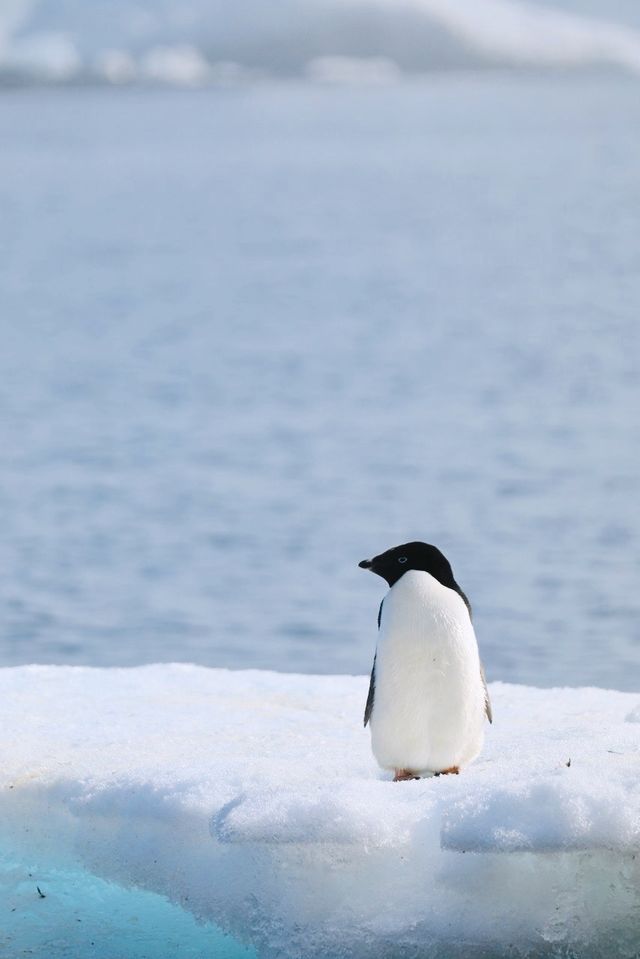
left=369, top=570, right=486, bottom=774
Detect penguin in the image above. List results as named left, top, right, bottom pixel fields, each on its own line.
left=359, top=542, right=491, bottom=781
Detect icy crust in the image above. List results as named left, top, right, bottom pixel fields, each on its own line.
left=0, top=665, right=638, bottom=957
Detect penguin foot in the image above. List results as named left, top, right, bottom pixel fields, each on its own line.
left=393, top=768, right=420, bottom=782
left=434, top=766, right=460, bottom=776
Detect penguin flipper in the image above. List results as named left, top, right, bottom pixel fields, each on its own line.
left=364, top=655, right=376, bottom=727
left=480, top=662, right=492, bottom=723
left=364, top=601, right=384, bottom=727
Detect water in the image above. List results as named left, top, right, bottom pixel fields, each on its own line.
left=0, top=857, right=253, bottom=958
left=0, top=78, right=639, bottom=690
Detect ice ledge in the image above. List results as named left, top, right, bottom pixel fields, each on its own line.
left=0, top=665, right=638, bottom=956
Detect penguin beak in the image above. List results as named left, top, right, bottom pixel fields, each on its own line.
left=358, top=559, right=373, bottom=570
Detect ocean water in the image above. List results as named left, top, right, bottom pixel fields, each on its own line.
left=0, top=857, right=254, bottom=958
left=0, top=77, right=639, bottom=690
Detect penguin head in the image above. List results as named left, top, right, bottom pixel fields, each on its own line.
left=358, top=541, right=458, bottom=590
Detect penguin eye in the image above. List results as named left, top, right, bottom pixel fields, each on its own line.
left=398, top=556, right=408, bottom=564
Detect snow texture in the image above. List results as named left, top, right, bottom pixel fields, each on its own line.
left=0, top=665, right=639, bottom=957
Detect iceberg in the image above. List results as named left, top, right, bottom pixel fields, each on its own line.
left=4, top=0, right=640, bottom=84
left=0, top=664, right=638, bottom=957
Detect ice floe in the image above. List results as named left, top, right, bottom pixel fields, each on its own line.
left=0, top=665, right=638, bottom=956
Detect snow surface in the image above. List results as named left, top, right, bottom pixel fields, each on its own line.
left=0, top=665, right=639, bottom=957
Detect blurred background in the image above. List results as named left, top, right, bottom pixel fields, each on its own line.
left=0, top=0, right=639, bottom=689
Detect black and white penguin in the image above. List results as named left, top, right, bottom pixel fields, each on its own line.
left=359, top=542, right=492, bottom=782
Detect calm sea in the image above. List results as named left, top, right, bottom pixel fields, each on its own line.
left=0, top=77, right=639, bottom=690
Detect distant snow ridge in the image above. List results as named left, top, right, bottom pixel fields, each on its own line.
left=2, top=0, right=640, bottom=84
left=415, top=0, right=640, bottom=70
left=0, top=665, right=638, bottom=957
